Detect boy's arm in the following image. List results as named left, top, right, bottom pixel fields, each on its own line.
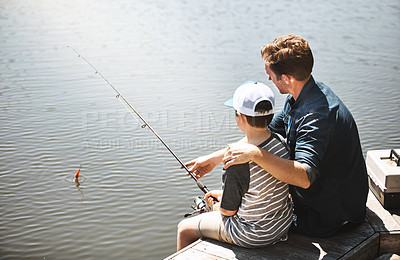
left=183, top=137, right=247, bottom=179
left=205, top=191, right=238, bottom=216
left=219, top=206, right=237, bottom=216
left=220, top=163, right=250, bottom=216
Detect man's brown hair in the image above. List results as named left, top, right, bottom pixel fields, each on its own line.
left=261, top=34, right=313, bottom=81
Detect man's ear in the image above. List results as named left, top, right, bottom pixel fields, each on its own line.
left=282, top=74, right=296, bottom=85
left=281, top=74, right=290, bottom=85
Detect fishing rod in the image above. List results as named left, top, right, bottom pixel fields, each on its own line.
left=67, top=46, right=215, bottom=199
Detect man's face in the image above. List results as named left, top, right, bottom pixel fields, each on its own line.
left=265, top=64, right=288, bottom=94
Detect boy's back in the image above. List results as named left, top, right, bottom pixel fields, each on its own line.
left=221, top=133, right=292, bottom=248
left=177, top=81, right=293, bottom=251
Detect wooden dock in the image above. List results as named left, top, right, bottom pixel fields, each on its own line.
left=165, top=191, right=400, bottom=259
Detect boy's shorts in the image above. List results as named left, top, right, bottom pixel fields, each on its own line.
left=186, top=211, right=233, bottom=244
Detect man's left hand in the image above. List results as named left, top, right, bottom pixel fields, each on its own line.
left=223, top=142, right=260, bottom=169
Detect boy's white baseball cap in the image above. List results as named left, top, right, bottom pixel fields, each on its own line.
left=224, top=81, right=274, bottom=116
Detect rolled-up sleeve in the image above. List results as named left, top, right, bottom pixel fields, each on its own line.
left=293, top=113, right=331, bottom=186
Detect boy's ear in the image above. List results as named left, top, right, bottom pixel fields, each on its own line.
left=238, top=113, right=247, bottom=122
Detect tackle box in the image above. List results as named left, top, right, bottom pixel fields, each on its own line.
left=366, top=149, right=400, bottom=209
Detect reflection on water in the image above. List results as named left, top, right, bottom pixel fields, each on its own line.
left=0, top=0, right=399, bottom=259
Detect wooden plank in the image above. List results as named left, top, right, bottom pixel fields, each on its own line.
left=191, top=239, right=239, bottom=259
left=194, top=238, right=326, bottom=260
left=164, top=240, right=220, bottom=260
left=339, top=232, right=379, bottom=260
left=165, top=190, right=399, bottom=259
left=366, top=191, right=400, bottom=232
left=366, top=190, right=400, bottom=254
left=277, top=232, right=350, bottom=259
left=169, top=249, right=224, bottom=260
left=312, top=220, right=375, bottom=247
left=166, top=217, right=376, bottom=259
left=379, top=232, right=400, bottom=255
left=178, top=220, right=375, bottom=260
left=267, top=221, right=375, bottom=259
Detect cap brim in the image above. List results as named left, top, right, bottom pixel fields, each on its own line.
left=224, top=98, right=234, bottom=108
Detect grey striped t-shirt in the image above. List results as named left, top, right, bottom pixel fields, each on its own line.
left=221, top=133, right=293, bottom=248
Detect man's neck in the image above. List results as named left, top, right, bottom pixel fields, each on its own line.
left=289, top=75, right=311, bottom=101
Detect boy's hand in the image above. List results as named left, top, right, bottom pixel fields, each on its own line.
left=204, top=190, right=222, bottom=206
left=183, top=155, right=217, bottom=179
left=211, top=202, right=221, bottom=212
left=223, top=142, right=260, bottom=169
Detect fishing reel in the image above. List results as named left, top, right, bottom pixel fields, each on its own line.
left=184, top=196, right=212, bottom=218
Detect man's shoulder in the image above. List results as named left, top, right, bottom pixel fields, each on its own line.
left=294, top=80, right=343, bottom=119
left=312, top=80, right=354, bottom=121
left=313, top=80, right=343, bottom=107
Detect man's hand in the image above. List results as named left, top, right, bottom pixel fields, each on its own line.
left=222, top=142, right=260, bottom=169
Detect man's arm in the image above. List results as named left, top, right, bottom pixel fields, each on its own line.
left=223, top=142, right=310, bottom=189
left=268, top=110, right=286, bottom=137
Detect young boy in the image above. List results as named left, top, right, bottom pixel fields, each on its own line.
left=177, top=81, right=293, bottom=250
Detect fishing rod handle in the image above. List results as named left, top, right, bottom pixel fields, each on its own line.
left=196, top=180, right=219, bottom=203
left=195, top=179, right=208, bottom=193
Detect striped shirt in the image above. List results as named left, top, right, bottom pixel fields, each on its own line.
left=220, top=133, right=293, bottom=248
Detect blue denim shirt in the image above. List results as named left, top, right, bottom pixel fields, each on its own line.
left=269, top=76, right=368, bottom=237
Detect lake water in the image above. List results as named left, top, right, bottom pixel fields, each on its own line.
left=0, top=0, right=399, bottom=259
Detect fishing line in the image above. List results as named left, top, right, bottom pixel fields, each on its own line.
left=67, top=46, right=214, bottom=196
left=116, top=95, right=146, bottom=128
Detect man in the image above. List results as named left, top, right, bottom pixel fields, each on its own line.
left=185, top=34, right=368, bottom=237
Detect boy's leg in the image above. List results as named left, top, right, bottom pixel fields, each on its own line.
left=177, top=211, right=233, bottom=251
left=197, top=211, right=233, bottom=244
left=177, top=215, right=202, bottom=251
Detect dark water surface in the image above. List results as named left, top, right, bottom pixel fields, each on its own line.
left=0, top=0, right=399, bottom=259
